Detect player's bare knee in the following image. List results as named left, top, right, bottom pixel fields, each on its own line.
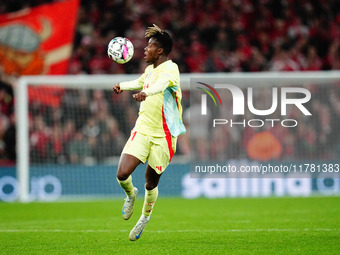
left=116, top=170, right=129, bottom=181
left=145, top=182, right=157, bottom=190
left=116, top=162, right=130, bottom=180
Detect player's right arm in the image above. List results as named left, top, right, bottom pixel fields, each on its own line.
left=113, top=79, right=143, bottom=94
left=113, top=72, right=146, bottom=94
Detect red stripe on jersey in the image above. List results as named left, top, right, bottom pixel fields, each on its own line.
left=162, top=106, right=174, bottom=161
left=131, top=131, right=137, bottom=141
left=174, top=92, right=179, bottom=108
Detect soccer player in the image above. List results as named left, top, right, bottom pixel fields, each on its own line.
left=113, top=24, right=186, bottom=241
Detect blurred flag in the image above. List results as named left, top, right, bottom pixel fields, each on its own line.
left=0, top=0, right=80, bottom=75
left=0, top=0, right=80, bottom=106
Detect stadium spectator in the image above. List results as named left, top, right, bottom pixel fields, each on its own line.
left=30, top=115, right=51, bottom=163
left=82, top=117, right=100, bottom=138
left=61, top=120, right=76, bottom=145
left=3, top=112, right=16, bottom=162
left=68, top=131, right=92, bottom=164
left=46, top=125, right=65, bottom=164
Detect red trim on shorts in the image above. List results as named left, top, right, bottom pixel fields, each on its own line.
left=162, top=106, right=174, bottom=161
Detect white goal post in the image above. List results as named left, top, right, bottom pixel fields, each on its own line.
left=15, top=71, right=340, bottom=202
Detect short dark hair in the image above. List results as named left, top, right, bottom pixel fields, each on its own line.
left=145, top=24, right=173, bottom=56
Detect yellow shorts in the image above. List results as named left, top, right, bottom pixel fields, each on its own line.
left=122, top=130, right=177, bottom=174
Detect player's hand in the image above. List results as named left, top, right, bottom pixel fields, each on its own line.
left=133, top=92, right=147, bottom=102
left=113, top=84, right=122, bottom=94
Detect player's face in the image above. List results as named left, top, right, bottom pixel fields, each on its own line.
left=144, top=38, right=162, bottom=64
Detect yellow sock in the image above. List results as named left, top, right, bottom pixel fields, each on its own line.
left=142, top=186, right=158, bottom=217
left=117, top=175, right=135, bottom=197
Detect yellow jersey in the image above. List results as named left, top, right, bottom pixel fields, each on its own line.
left=120, top=60, right=186, bottom=137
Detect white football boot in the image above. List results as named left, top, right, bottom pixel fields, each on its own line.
left=129, top=214, right=150, bottom=241
left=122, top=187, right=138, bottom=220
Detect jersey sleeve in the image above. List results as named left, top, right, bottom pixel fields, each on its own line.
left=142, top=66, right=179, bottom=96
left=120, top=73, right=145, bottom=90
left=142, top=76, right=170, bottom=96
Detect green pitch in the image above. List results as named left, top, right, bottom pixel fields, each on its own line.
left=1, top=196, right=339, bottom=254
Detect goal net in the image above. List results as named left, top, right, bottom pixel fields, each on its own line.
left=14, top=74, right=190, bottom=202
left=13, top=71, right=340, bottom=202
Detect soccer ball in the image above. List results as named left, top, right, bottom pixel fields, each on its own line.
left=107, top=37, right=134, bottom=64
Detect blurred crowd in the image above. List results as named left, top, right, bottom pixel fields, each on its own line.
left=66, top=0, right=340, bottom=74
left=2, top=0, right=338, bottom=74
left=0, top=0, right=340, bottom=164
left=28, top=89, right=140, bottom=164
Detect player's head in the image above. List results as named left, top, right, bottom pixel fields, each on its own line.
left=145, top=24, right=173, bottom=57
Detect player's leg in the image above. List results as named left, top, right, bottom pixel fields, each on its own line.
left=117, top=153, right=141, bottom=181
left=116, top=153, right=140, bottom=196
left=129, top=165, right=160, bottom=241
left=143, top=164, right=160, bottom=215
left=116, top=130, right=150, bottom=220
left=116, top=154, right=141, bottom=220
left=129, top=135, right=176, bottom=241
